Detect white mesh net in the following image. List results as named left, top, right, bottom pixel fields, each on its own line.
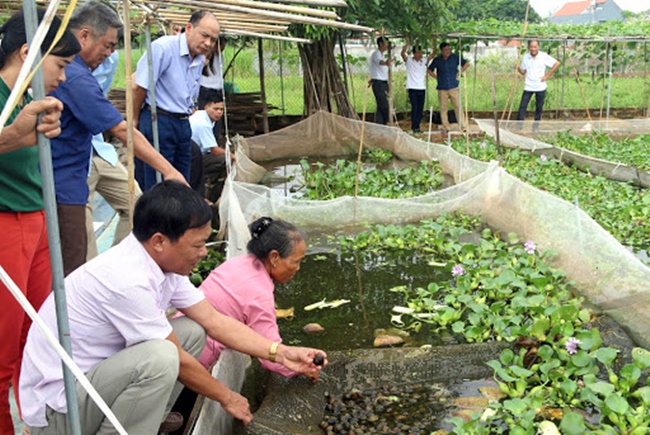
left=475, top=118, right=650, bottom=188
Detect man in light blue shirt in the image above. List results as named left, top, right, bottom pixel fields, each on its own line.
left=86, top=50, right=143, bottom=260
left=189, top=95, right=234, bottom=202
left=133, top=11, right=220, bottom=191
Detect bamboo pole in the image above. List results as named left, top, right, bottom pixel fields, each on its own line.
left=265, top=0, right=348, bottom=7
left=502, top=0, right=532, bottom=122
left=354, top=83, right=371, bottom=197
left=122, top=0, right=137, bottom=224
left=136, top=0, right=373, bottom=32
left=464, top=55, right=470, bottom=155
left=226, top=29, right=311, bottom=43
left=574, top=68, right=592, bottom=122
left=22, top=3, right=82, bottom=434
left=144, top=21, right=162, bottom=184
left=490, top=72, right=502, bottom=166
left=141, top=0, right=341, bottom=20
left=387, top=39, right=396, bottom=126
left=258, top=38, right=269, bottom=133
left=599, top=42, right=609, bottom=121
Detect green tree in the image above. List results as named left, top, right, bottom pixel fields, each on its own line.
left=450, top=0, right=541, bottom=23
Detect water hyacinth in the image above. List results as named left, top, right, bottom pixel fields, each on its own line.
left=452, top=264, right=465, bottom=277
left=524, top=241, right=536, bottom=255
left=540, top=154, right=548, bottom=162
left=480, top=141, right=487, bottom=148
left=565, top=337, right=582, bottom=354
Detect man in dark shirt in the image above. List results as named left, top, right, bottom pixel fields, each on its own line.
left=428, top=43, right=470, bottom=133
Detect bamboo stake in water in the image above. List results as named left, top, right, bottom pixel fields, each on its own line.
left=502, top=0, right=532, bottom=122
left=427, top=106, right=433, bottom=146
left=491, top=72, right=503, bottom=166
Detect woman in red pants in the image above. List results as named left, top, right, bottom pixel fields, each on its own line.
left=0, top=9, right=80, bottom=433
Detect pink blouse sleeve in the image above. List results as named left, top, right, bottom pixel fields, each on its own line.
left=244, top=293, right=298, bottom=378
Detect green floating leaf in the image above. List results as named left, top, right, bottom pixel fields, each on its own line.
left=500, top=349, right=515, bottom=365
left=588, top=382, right=616, bottom=396
left=559, top=411, right=587, bottom=434
left=620, top=364, right=641, bottom=384
left=537, top=345, right=554, bottom=361
left=633, top=347, right=650, bottom=369
left=594, top=347, right=619, bottom=365
left=571, top=350, right=592, bottom=368
left=531, top=319, right=550, bottom=339
left=510, top=365, right=534, bottom=379
left=605, top=393, right=629, bottom=414
left=503, top=398, right=527, bottom=415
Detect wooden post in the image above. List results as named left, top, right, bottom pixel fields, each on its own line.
left=258, top=38, right=269, bottom=133
left=490, top=72, right=502, bottom=166
left=122, top=0, right=137, bottom=219
left=387, top=39, right=395, bottom=125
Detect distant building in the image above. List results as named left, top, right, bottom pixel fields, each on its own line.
left=550, top=0, right=624, bottom=24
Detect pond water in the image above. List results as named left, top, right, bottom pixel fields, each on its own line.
left=274, top=247, right=457, bottom=351
left=629, top=245, right=649, bottom=265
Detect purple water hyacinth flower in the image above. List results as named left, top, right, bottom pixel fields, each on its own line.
left=480, top=141, right=487, bottom=148
left=524, top=241, right=536, bottom=255
left=452, top=265, right=465, bottom=277
left=540, top=154, right=547, bottom=162
left=565, top=337, right=582, bottom=355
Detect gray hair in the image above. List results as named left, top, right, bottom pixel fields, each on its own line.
left=69, top=1, right=123, bottom=39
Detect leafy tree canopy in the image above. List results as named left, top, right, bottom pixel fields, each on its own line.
left=342, top=0, right=458, bottom=41
left=449, top=0, right=541, bottom=23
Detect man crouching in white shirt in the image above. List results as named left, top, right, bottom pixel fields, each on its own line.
left=20, top=180, right=327, bottom=434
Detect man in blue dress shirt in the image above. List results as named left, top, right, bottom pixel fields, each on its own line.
left=427, top=42, right=470, bottom=133
left=51, top=2, right=185, bottom=275
left=133, top=11, right=220, bottom=191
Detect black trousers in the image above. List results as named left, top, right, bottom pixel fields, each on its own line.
left=371, top=80, right=389, bottom=125
left=408, top=89, right=425, bottom=130
left=517, top=90, right=546, bottom=121
left=189, top=141, right=205, bottom=198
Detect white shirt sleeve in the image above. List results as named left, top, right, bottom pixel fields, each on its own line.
left=543, top=52, right=558, bottom=68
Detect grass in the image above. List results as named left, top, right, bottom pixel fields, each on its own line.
left=111, top=46, right=650, bottom=117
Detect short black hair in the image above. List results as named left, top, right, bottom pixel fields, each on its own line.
left=204, top=93, right=223, bottom=106
left=133, top=181, right=212, bottom=243
left=528, top=39, right=540, bottom=47
left=189, top=10, right=213, bottom=25
left=439, top=42, right=450, bottom=51
left=376, top=36, right=389, bottom=47
left=412, top=45, right=422, bottom=54
left=0, top=8, right=81, bottom=70
left=247, top=217, right=303, bottom=260
left=69, top=1, right=123, bottom=39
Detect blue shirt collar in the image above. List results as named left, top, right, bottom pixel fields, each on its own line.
left=179, top=32, right=190, bottom=58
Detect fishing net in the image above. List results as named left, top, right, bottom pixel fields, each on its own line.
left=474, top=118, right=650, bottom=187
left=192, top=110, right=650, bottom=433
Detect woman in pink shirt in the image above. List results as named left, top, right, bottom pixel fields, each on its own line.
left=199, top=217, right=307, bottom=376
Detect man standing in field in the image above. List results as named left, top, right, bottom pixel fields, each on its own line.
left=427, top=42, right=470, bottom=133
left=369, top=36, right=392, bottom=125
left=516, top=40, right=561, bottom=129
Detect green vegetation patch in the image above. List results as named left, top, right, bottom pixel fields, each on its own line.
left=450, top=139, right=649, bottom=247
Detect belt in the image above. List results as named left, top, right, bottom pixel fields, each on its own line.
left=371, top=79, right=388, bottom=83
left=143, top=104, right=190, bottom=119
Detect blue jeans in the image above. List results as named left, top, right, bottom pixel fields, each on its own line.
left=408, top=89, right=425, bottom=131
left=136, top=109, right=192, bottom=191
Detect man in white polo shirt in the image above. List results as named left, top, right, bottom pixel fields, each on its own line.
left=516, top=40, right=560, bottom=128
left=401, top=37, right=435, bottom=133
left=369, top=36, right=392, bottom=125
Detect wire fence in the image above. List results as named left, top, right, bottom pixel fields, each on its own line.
left=223, top=38, right=650, bottom=119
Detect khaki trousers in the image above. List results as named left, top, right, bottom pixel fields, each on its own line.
left=86, top=154, right=142, bottom=260
left=29, top=317, right=206, bottom=435
left=438, top=87, right=466, bottom=131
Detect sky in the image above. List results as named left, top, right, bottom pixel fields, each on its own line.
left=530, top=0, right=650, bottom=17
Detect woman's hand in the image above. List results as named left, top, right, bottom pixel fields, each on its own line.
left=275, top=344, right=328, bottom=376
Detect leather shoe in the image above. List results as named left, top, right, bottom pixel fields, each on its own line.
left=159, top=412, right=184, bottom=433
